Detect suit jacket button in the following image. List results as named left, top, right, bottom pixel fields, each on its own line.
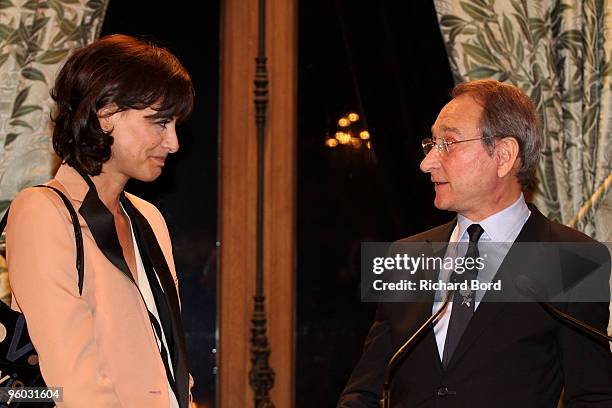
left=437, top=386, right=449, bottom=397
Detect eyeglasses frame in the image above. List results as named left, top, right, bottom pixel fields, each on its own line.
left=421, top=135, right=497, bottom=156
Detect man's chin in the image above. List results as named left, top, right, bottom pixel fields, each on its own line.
left=433, top=196, right=453, bottom=211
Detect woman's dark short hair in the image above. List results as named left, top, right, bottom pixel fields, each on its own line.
left=52, top=34, right=194, bottom=175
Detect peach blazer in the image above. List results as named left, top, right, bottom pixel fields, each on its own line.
left=6, top=164, right=190, bottom=407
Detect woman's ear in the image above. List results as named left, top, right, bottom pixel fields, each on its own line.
left=97, top=103, right=119, bottom=133
left=495, top=136, right=520, bottom=178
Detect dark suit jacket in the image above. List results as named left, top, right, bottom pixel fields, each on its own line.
left=338, top=205, right=612, bottom=407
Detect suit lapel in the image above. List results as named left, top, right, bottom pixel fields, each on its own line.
left=77, top=176, right=135, bottom=284
left=120, top=194, right=189, bottom=408
left=416, top=220, right=455, bottom=370
left=120, top=194, right=183, bottom=333
left=445, top=204, right=551, bottom=369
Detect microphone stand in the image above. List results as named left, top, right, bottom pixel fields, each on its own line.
left=380, top=289, right=454, bottom=408
left=539, top=302, right=612, bottom=343
left=514, top=275, right=612, bottom=343
left=380, top=275, right=612, bottom=408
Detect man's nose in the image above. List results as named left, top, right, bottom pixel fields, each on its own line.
left=419, top=148, right=441, bottom=174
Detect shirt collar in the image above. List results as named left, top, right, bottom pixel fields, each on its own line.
left=456, top=193, right=530, bottom=242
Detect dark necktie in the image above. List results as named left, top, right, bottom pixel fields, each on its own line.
left=442, top=223, right=485, bottom=368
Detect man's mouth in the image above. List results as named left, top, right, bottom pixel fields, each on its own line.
left=151, top=156, right=167, bottom=166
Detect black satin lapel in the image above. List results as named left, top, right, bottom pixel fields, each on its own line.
left=120, top=195, right=182, bottom=323
left=128, top=216, right=176, bottom=355
left=120, top=195, right=189, bottom=407
left=77, top=178, right=134, bottom=284
left=445, top=205, right=550, bottom=369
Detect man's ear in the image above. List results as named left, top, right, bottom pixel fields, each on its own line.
left=495, top=137, right=520, bottom=178
left=97, top=103, right=119, bottom=133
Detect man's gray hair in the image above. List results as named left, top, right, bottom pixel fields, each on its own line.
left=452, top=79, right=542, bottom=187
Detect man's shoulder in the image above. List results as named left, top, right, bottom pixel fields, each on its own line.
left=546, top=217, right=598, bottom=243
left=529, top=207, right=610, bottom=276
left=530, top=204, right=602, bottom=244
left=395, top=220, right=456, bottom=244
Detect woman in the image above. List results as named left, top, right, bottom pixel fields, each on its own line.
left=5, top=34, right=194, bottom=407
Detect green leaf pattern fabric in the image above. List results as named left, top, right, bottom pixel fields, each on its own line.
left=0, top=0, right=109, bottom=211
left=434, top=0, right=612, bottom=240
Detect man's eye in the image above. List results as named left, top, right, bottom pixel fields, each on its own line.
left=156, top=121, right=169, bottom=129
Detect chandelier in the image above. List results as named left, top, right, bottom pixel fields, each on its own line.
left=325, top=112, right=372, bottom=151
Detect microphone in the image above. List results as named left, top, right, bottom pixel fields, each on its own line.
left=514, top=275, right=612, bottom=343
left=380, top=273, right=460, bottom=408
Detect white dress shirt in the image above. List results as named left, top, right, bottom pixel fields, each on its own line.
left=432, top=193, right=531, bottom=359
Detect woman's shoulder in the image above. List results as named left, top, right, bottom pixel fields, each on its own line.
left=11, top=183, right=66, bottom=213
left=7, top=182, right=74, bottom=233
left=124, top=192, right=166, bottom=224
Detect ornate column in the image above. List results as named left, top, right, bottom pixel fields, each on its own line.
left=219, top=0, right=296, bottom=406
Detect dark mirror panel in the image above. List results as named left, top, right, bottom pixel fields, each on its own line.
left=100, top=2, right=219, bottom=406
left=297, top=1, right=454, bottom=406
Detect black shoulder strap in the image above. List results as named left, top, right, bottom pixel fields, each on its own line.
left=0, top=185, right=84, bottom=295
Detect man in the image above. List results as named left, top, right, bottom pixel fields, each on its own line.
left=338, top=80, right=612, bottom=407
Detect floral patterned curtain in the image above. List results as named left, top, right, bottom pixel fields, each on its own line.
left=0, top=0, right=109, bottom=213
left=433, top=0, right=611, bottom=241
left=0, top=0, right=110, bottom=300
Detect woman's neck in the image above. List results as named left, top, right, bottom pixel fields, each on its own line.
left=89, top=170, right=128, bottom=216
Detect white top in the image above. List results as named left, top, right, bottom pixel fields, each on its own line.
left=125, top=208, right=180, bottom=408
left=432, top=193, right=531, bottom=360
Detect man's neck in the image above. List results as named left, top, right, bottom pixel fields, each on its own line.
left=457, top=193, right=530, bottom=243
left=460, top=184, right=523, bottom=222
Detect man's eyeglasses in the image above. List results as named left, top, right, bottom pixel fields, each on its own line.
left=421, top=136, right=495, bottom=156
